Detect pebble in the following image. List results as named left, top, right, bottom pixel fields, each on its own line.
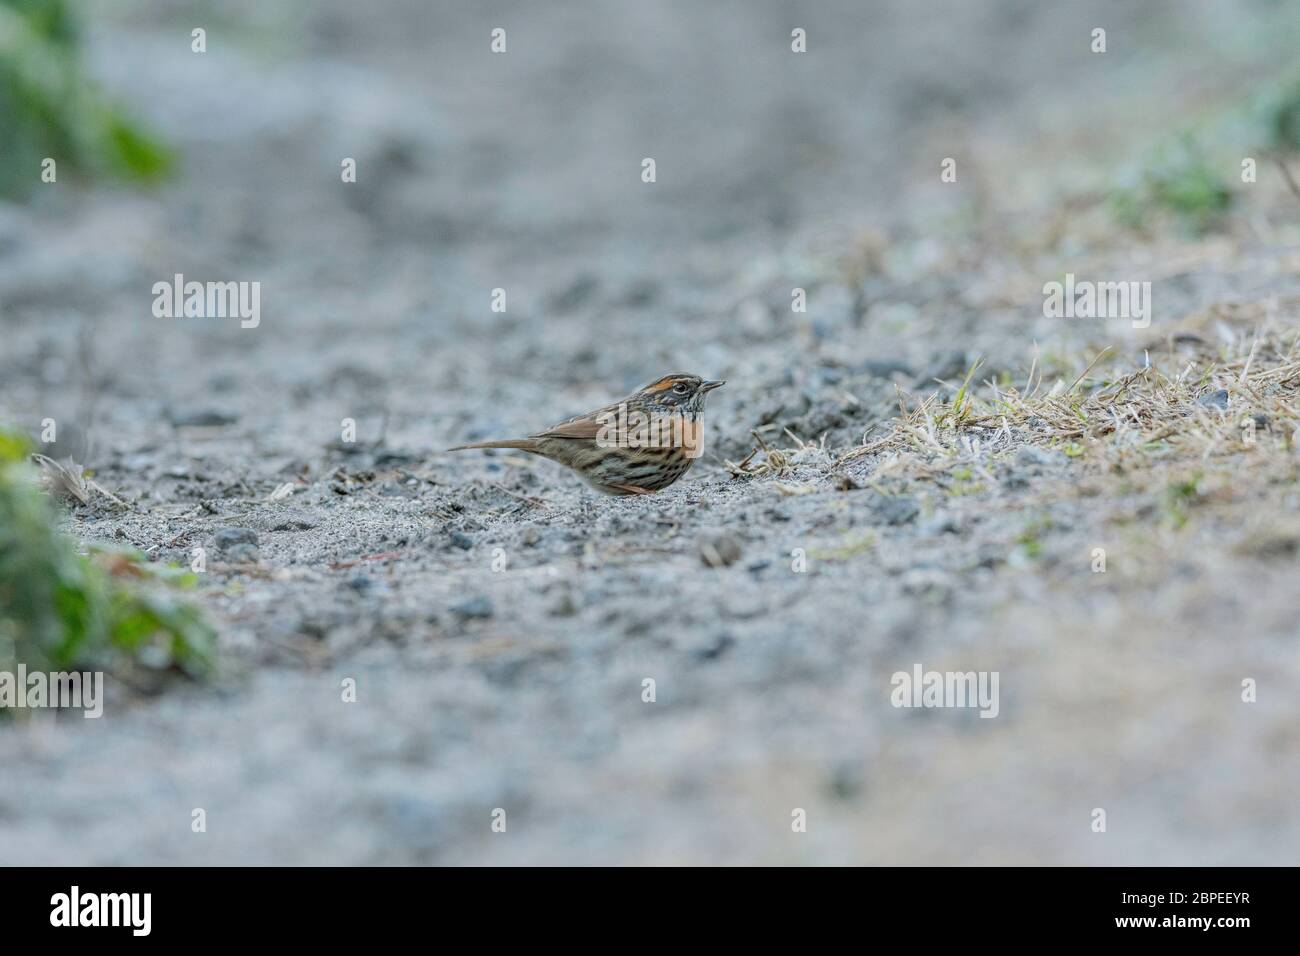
left=920, top=512, right=960, bottom=535
left=1197, top=389, right=1229, bottom=411
left=872, top=494, right=919, bottom=526
left=691, top=632, right=735, bottom=661
left=223, top=543, right=260, bottom=564
left=253, top=509, right=318, bottom=532
left=699, top=534, right=743, bottom=568
left=168, top=409, right=239, bottom=427
left=548, top=274, right=600, bottom=312
left=547, top=593, right=578, bottom=617
left=450, top=596, right=493, bottom=620
left=214, top=526, right=259, bottom=549
left=1014, top=445, right=1058, bottom=468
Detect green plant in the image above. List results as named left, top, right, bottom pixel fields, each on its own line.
left=0, top=0, right=174, bottom=197
left=946, top=466, right=985, bottom=497
left=1258, top=72, right=1300, bottom=153
left=0, top=429, right=215, bottom=682
left=1161, top=472, right=1202, bottom=530
left=1110, top=134, right=1233, bottom=235
left=1014, top=517, right=1055, bottom=560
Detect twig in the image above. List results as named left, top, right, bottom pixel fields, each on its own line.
left=1276, top=158, right=1300, bottom=203
left=327, top=551, right=408, bottom=571
left=86, top=478, right=130, bottom=510
left=1067, top=347, right=1112, bottom=394
left=490, top=482, right=548, bottom=508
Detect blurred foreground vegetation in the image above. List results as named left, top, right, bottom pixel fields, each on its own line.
left=0, top=429, right=215, bottom=688
left=0, top=0, right=172, bottom=197
left=1110, top=69, right=1300, bottom=235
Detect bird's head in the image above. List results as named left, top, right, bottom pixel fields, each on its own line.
left=633, top=373, right=725, bottom=415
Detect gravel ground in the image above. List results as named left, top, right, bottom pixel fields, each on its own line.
left=3, top=0, right=1300, bottom=864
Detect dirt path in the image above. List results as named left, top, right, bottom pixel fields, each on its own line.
left=2, top=1, right=1299, bottom=864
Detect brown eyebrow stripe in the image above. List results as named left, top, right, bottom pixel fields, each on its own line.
left=645, top=378, right=679, bottom=392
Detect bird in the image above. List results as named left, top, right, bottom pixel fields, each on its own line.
left=447, top=373, right=725, bottom=495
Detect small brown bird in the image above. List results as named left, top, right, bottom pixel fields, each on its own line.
left=448, top=373, right=725, bottom=495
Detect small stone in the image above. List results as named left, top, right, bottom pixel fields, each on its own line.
left=374, top=449, right=421, bottom=466
left=621, top=278, right=659, bottom=308
left=223, top=543, right=259, bottom=564
left=547, top=593, right=577, bottom=617
left=450, top=596, right=493, bottom=620
left=873, top=494, right=919, bottom=526
left=1197, top=389, right=1229, bottom=411
left=214, top=526, right=259, bottom=550
left=699, top=533, right=742, bottom=568
left=827, top=761, right=865, bottom=800
left=689, top=632, right=735, bottom=662
left=271, top=511, right=317, bottom=531
left=1014, top=445, right=1058, bottom=468
left=858, top=358, right=913, bottom=379
left=253, top=509, right=318, bottom=532
left=168, top=408, right=239, bottom=427
left=547, top=274, right=600, bottom=312
left=920, top=512, right=959, bottom=535
left=377, top=480, right=416, bottom=498
left=449, top=531, right=475, bottom=550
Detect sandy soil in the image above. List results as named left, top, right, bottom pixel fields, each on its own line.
left=2, top=0, right=1299, bottom=864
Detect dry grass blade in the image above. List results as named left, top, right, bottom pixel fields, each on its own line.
left=85, top=478, right=130, bottom=510
left=725, top=429, right=793, bottom=478
left=31, top=454, right=131, bottom=510
left=1066, top=347, right=1112, bottom=394
left=31, top=454, right=90, bottom=505
left=266, top=482, right=297, bottom=502
left=1277, top=157, right=1300, bottom=203
left=773, top=482, right=817, bottom=496
left=490, top=482, right=549, bottom=508
left=824, top=317, right=1300, bottom=482
left=834, top=434, right=896, bottom=466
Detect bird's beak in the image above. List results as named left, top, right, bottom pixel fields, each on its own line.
left=701, top=380, right=725, bottom=392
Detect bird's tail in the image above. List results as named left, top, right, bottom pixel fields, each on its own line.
left=445, top=438, right=541, bottom=453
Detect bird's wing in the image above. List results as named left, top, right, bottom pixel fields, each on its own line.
left=533, top=410, right=607, bottom=441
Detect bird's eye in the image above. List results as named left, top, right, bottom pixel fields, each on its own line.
left=672, top=382, right=689, bottom=394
